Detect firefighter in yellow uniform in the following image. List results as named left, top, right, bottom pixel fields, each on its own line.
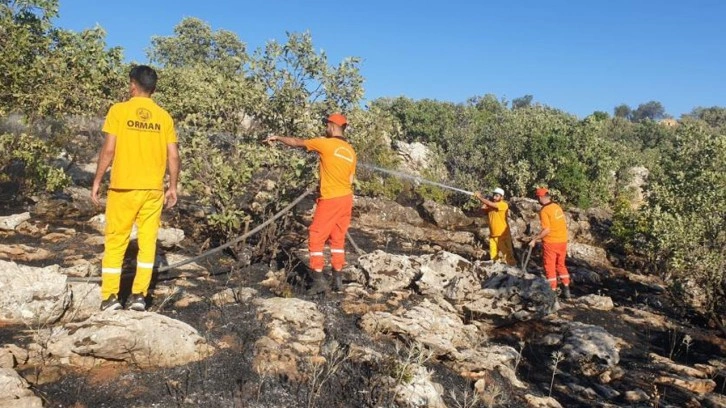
left=474, top=188, right=517, bottom=265
left=92, top=65, right=180, bottom=311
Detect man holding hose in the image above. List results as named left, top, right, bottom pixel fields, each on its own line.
left=265, top=113, right=357, bottom=294
left=474, top=188, right=517, bottom=266
left=529, top=187, right=571, bottom=300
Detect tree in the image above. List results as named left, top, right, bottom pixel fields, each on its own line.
left=371, top=97, right=459, bottom=147
left=614, top=104, right=632, bottom=120
left=148, top=19, right=366, bottom=241
left=149, top=17, right=246, bottom=75
left=688, top=106, right=726, bottom=129
left=630, top=119, right=726, bottom=320
left=468, top=94, right=507, bottom=115
left=511, top=94, right=533, bottom=110
left=0, top=0, right=125, bottom=118
left=589, top=111, right=610, bottom=121
left=631, top=100, right=666, bottom=122
left=1, top=0, right=124, bottom=195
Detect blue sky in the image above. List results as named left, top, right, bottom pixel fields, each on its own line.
left=56, top=0, right=726, bottom=118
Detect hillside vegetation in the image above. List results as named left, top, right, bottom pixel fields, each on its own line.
left=1, top=0, right=724, bottom=325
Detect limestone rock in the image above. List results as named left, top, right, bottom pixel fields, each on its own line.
left=419, top=199, right=473, bottom=230
left=395, top=140, right=434, bottom=176
left=353, top=197, right=476, bottom=254
left=211, top=287, right=258, bottom=306
left=462, top=264, right=557, bottom=325
left=359, top=298, right=480, bottom=356
left=568, top=243, right=611, bottom=268
left=650, top=352, right=710, bottom=378
left=623, top=389, right=650, bottom=402
left=701, top=393, right=726, bottom=408
left=449, top=345, right=526, bottom=389
left=655, top=375, right=716, bottom=394
left=392, top=364, right=447, bottom=408
left=157, top=227, right=185, bottom=248
left=1, top=345, right=28, bottom=368
left=252, top=297, right=325, bottom=381
left=524, top=394, right=563, bottom=408
left=354, top=196, right=424, bottom=226
left=60, top=259, right=99, bottom=278
left=0, top=260, right=70, bottom=324
left=0, top=368, right=43, bottom=408
left=46, top=311, right=214, bottom=367
left=0, top=244, right=52, bottom=262
left=63, top=282, right=101, bottom=322
left=0, top=212, right=31, bottom=231
left=625, top=166, right=649, bottom=209
left=0, top=349, right=13, bottom=369
left=575, top=294, right=614, bottom=311
left=358, top=250, right=419, bottom=292
left=416, top=251, right=481, bottom=303
left=561, top=322, right=622, bottom=377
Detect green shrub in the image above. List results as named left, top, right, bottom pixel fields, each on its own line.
left=147, top=20, right=366, bottom=242
left=615, top=119, right=726, bottom=318
left=0, top=132, right=70, bottom=193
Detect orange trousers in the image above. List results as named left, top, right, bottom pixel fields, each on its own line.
left=101, top=189, right=163, bottom=300
left=308, top=194, right=353, bottom=272
left=543, top=241, right=569, bottom=290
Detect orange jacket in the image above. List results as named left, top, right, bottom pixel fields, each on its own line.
left=303, top=137, right=357, bottom=199
left=539, top=202, right=568, bottom=243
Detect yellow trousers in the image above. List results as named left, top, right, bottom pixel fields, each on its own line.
left=489, top=234, right=516, bottom=266
left=101, top=189, right=163, bottom=300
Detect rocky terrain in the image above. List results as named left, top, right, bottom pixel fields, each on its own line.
left=0, top=186, right=725, bottom=408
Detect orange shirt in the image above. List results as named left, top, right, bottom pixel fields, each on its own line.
left=484, top=201, right=510, bottom=237
left=303, top=137, right=357, bottom=199
left=102, top=97, right=177, bottom=190
left=539, top=202, right=568, bottom=243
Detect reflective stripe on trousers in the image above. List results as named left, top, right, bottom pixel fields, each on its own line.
left=308, top=194, right=353, bottom=271
left=101, top=189, right=163, bottom=300
left=543, top=241, right=569, bottom=289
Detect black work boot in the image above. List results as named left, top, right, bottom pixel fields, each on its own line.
left=561, top=285, right=572, bottom=300
left=126, top=293, right=147, bottom=311
left=332, top=271, right=344, bottom=292
left=100, top=294, right=122, bottom=311
left=307, top=271, right=329, bottom=295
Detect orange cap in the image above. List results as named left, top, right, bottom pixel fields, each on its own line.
left=535, top=187, right=549, bottom=197
left=326, top=113, right=347, bottom=127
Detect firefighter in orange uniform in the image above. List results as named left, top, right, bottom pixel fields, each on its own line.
left=265, top=113, right=357, bottom=293
left=529, top=188, right=571, bottom=299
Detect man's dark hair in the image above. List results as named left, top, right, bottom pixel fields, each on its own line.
left=129, top=65, right=157, bottom=94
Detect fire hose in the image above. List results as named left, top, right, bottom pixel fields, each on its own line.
left=67, top=187, right=315, bottom=283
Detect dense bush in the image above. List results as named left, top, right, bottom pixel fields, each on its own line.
left=615, top=119, right=725, bottom=319
left=0, top=131, right=70, bottom=194
left=0, top=0, right=125, bottom=119
left=1, top=0, right=122, bottom=197
left=375, top=97, right=626, bottom=208
left=147, top=19, right=389, bottom=242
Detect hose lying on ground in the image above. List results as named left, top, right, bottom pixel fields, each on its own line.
left=67, top=187, right=315, bottom=283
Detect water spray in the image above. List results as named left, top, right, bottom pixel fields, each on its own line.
left=175, top=126, right=477, bottom=196
left=358, top=163, right=475, bottom=196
